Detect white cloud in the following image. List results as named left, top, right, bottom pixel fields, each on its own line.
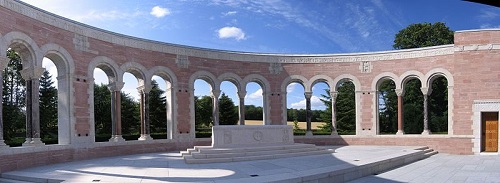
left=287, top=83, right=298, bottom=93
left=290, top=96, right=325, bottom=110
left=150, top=6, right=171, bottom=18
left=246, top=88, right=262, bottom=99
left=479, top=10, right=499, bottom=19
left=218, top=26, right=246, bottom=40
left=223, top=11, right=238, bottom=16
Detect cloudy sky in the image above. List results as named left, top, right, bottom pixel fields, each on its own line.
left=21, top=0, right=500, bottom=110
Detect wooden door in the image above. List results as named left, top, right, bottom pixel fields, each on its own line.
left=483, top=112, right=499, bottom=152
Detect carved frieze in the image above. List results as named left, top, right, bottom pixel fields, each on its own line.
left=359, top=61, right=372, bottom=73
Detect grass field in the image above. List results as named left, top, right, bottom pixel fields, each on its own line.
left=245, top=120, right=326, bottom=130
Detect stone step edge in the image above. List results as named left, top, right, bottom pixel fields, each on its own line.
left=184, top=149, right=334, bottom=164
left=182, top=143, right=317, bottom=155
left=190, top=147, right=326, bottom=159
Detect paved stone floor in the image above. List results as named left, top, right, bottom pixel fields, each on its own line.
left=350, top=153, right=500, bottom=183
left=2, top=146, right=500, bottom=183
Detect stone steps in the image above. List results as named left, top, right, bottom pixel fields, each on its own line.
left=0, top=173, right=62, bottom=183
left=0, top=178, right=33, bottom=183
left=181, top=143, right=335, bottom=164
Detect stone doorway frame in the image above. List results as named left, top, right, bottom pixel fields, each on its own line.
left=473, top=100, right=500, bottom=154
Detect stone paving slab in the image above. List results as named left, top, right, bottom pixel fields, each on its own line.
left=350, top=153, right=500, bottom=183
left=1, top=146, right=428, bottom=183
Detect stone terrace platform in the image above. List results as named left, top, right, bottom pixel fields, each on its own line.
left=0, top=146, right=436, bottom=183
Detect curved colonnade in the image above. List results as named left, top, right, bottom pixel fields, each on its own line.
left=0, top=0, right=499, bottom=173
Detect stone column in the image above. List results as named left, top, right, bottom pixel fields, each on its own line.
left=395, top=89, right=404, bottom=135
left=0, top=57, right=7, bottom=147
left=237, top=91, right=246, bottom=125
left=211, top=89, right=220, bottom=126
left=330, top=91, right=339, bottom=136
left=21, top=67, right=45, bottom=146
left=138, top=86, right=153, bottom=140
left=109, top=82, right=125, bottom=142
left=305, top=92, right=313, bottom=136
left=421, top=88, right=430, bottom=135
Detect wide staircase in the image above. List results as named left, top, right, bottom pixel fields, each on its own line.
left=181, top=143, right=335, bottom=164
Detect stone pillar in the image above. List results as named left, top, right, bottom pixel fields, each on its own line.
left=211, top=89, right=220, bottom=126
left=330, top=91, right=339, bottom=136
left=0, top=57, right=7, bottom=147
left=21, top=67, right=45, bottom=146
left=138, top=86, right=153, bottom=140
left=109, top=82, right=125, bottom=142
left=395, top=89, right=404, bottom=135
left=237, top=91, right=246, bottom=125
left=304, top=92, right=313, bottom=136
left=421, top=88, right=430, bottom=135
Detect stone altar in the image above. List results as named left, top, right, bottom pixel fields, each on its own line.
left=211, top=125, right=294, bottom=148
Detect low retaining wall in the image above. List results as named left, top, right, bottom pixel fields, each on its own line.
left=212, top=125, right=294, bottom=147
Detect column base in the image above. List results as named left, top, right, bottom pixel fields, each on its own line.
left=138, top=134, right=153, bottom=141
left=0, top=140, right=8, bottom=148
left=421, top=130, right=431, bottom=135
left=23, top=138, right=45, bottom=146
left=396, top=130, right=405, bottom=135
left=330, top=130, right=339, bottom=136
left=109, top=135, right=125, bottom=142
left=305, top=130, right=313, bottom=137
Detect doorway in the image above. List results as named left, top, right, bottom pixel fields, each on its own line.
left=482, top=112, right=499, bottom=152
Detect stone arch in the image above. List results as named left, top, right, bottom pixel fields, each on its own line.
left=424, top=68, right=454, bottom=135
left=309, top=75, right=334, bottom=91
left=371, top=72, right=400, bottom=91
left=281, top=75, right=308, bottom=93
left=242, top=74, right=272, bottom=125
left=149, top=66, right=178, bottom=139
left=39, top=43, right=76, bottom=145
left=87, top=56, right=122, bottom=141
left=333, top=74, right=361, bottom=91
left=188, top=70, right=219, bottom=91
left=371, top=72, right=399, bottom=135
left=217, top=72, right=243, bottom=92
left=120, top=62, right=148, bottom=88
left=2, top=31, right=42, bottom=68
left=398, top=70, right=425, bottom=94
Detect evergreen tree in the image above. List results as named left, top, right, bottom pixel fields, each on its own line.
left=149, top=80, right=167, bottom=134
left=319, top=89, right=332, bottom=132
left=121, top=92, right=139, bottom=134
left=2, top=50, right=26, bottom=141
left=39, top=70, right=57, bottom=140
left=218, top=93, right=238, bottom=125
left=403, top=79, right=424, bottom=134
left=378, top=80, right=398, bottom=134
left=94, top=84, right=111, bottom=136
left=336, top=82, right=356, bottom=135
left=195, top=95, right=213, bottom=128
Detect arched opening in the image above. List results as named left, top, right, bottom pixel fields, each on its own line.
left=335, top=80, right=356, bottom=135
left=377, top=79, right=398, bottom=134
left=429, top=76, right=448, bottom=134
left=403, top=78, right=424, bottom=134
left=245, top=82, right=264, bottom=125
left=286, top=82, right=306, bottom=135
left=120, top=72, right=140, bottom=140
left=311, top=81, right=330, bottom=135
left=39, top=58, right=58, bottom=144
left=93, top=67, right=112, bottom=142
left=194, top=79, right=213, bottom=138
left=150, top=75, right=168, bottom=139
left=2, top=48, right=27, bottom=146
left=219, top=81, right=238, bottom=125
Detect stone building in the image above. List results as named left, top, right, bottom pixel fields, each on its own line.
left=0, top=0, right=499, bottom=173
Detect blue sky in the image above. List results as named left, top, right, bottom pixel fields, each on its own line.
left=23, top=0, right=500, bottom=110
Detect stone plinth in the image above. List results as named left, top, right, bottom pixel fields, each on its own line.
left=212, top=125, right=294, bottom=148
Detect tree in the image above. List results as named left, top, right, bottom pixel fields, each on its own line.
left=2, top=50, right=26, bottom=141
left=195, top=95, right=212, bottom=128
left=393, top=22, right=454, bottom=49
left=149, top=80, right=167, bottom=134
left=218, top=93, right=238, bottom=125
left=378, top=80, right=398, bottom=134
left=120, top=92, right=139, bottom=134
left=335, top=82, right=356, bottom=134
left=94, top=84, right=111, bottom=135
left=39, top=70, right=58, bottom=140
left=244, top=105, right=263, bottom=120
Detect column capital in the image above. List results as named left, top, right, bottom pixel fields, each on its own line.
left=137, top=85, right=152, bottom=94
left=304, top=92, right=313, bottom=99
left=211, top=89, right=221, bottom=98
left=395, top=89, right=404, bottom=96
left=237, top=91, right=247, bottom=98
left=330, top=91, right=338, bottom=100
left=108, top=81, right=124, bottom=92
left=420, top=87, right=430, bottom=95
left=20, top=67, right=45, bottom=80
